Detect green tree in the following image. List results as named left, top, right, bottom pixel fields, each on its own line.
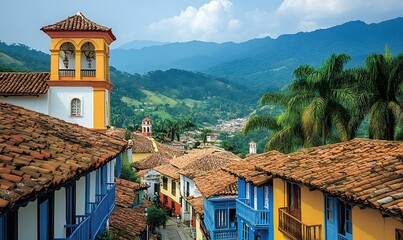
left=293, top=54, right=352, bottom=146
left=146, top=205, right=169, bottom=228
left=358, top=47, right=403, bottom=140
left=120, top=152, right=138, bottom=182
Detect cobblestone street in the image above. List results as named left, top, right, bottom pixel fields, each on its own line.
left=158, top=217, right=194, bottom=240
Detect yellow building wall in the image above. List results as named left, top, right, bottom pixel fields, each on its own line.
left=93, top=88, right=106, bottom=130
left=195, top=214, right=203, bottom=240
left=160, top=175, right=181, bottom=204
left=272, top=178, right=325, bottom=240
left=132, top=153, right=153, bottom=163
left=300, top=187, right=325, bottom=239
left=353, top=206, right=403, bottom=240
left=273, top=178, right=288, bottom=240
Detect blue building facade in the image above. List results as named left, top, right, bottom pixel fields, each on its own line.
left=204, top=197, right=237, bottom=240
left=236, top=178, right=273, bottom=240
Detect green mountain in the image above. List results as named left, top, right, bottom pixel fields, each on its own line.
left=111, top=17, right=403, bottom=92
left=0, top=41, right=49, bottom=72
left=109, top=67, right=256, bottom=127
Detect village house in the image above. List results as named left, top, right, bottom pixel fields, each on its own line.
left=109, top=178, right=151, bottom=240
left=0, top=102, right=127, bottom=239
left=222, top=138, right=403, bottom=240
left=193, top=168, right=239, bottom=240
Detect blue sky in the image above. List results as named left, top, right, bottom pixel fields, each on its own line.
left=0, top=0, right=402, bottom=52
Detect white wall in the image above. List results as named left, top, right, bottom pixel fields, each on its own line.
left=143, top=169, right=160, bottom=198
left=48, top=86, right=93, bottom=128
left=18, top=200, right=37, bottom=240
left=76, top=177, right=86, bottom=215
left=54, top=189, right=67, bottom=238
left=0, top=95, right=48, bottom=114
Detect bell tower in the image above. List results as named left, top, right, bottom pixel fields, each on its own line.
left=41, top=12, right=116, bottom=130
left=142, top=117, right=153, bottom=137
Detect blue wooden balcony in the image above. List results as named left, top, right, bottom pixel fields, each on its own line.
left=55, top=183, right=116, bottom=240
left=236, top=198, right=270, bottom=229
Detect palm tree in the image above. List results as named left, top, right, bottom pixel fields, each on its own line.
left=359, top=47, right=403, bottom=140
left=165, top=120, right=181, bottom=141
left=294, top=54, right=352, bottom=146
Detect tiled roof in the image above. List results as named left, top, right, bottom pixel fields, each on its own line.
left=0, top=102, right=127, bottom=213
left=187, top=196, right=204, bottom=215
left=131, top=134, right=154, bottom=153
left=109, top=206, right=147, bottom=240
left=0, top=72, right=49, bottom=96
left=222, top=151, right=282, bottom=186
left=194, top=169, right=238, bottom=198
left=255, top=138, right=403, bottom=219
left=153, top=164, right=181, bottom=180
left=178, top=148, right=241, bottom=179
left=115, top=178, right=148, bottom=208
left=133, top=138, right=185, bottom=170
left=41, top=12, right=116, bottom=40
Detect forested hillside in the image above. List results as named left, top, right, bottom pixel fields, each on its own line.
left=111, top=17, right=403, bottom=92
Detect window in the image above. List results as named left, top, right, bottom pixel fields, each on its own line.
left=326, top=196, right=333, bottom=221
left=396, top=229, right=403, bottom=240
left=66, top=183, right=76, bottom=236
left=38, top=193, right=54, bottom=240
left=162, top=177, right=168, bottom=190
left=215, top=209, right=228, bottom=228
left=133, top=193, right=140, bottom=206
left=229, top=209, right=236, bottom=228
left=186, top=181, right=190, bottom=197
left=264, top=186, right=269, bottom=209
left=245, top=183, right=250, bottom=199
left=242, top=223, right=249, bottom=240
left=338, top=200, right=352, bottom=236
left=0, top=212, right=17, bottom=240
left=287, top=182, right=301, bottom=219
left=70, top=98, right=82, bottom=117
left=171, top=180, right=176, bottom=196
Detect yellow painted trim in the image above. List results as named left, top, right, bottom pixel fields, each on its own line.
left=93, top=88, right=106, bottom=130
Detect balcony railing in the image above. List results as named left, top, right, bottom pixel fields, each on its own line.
left=278, top=207, right=321, bottom=240
left=59, top=69, right=75, bottom=77
left=55, top=183, right=116, bottom=240
left=81, top=69, right=96, bottom=77
left=338, top=234, right=349, bottom=240
left=236, top=198, right=270, bottom=229
left=213, top=229, right=237, bottom=239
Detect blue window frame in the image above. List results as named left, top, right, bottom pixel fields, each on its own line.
left=116, top=154, right=121, bottom=178
left=85, top=174, right=91, bottom=213
left=66, top=183, right=76, bottom=236
left=242, top=222, right=249, bottom=240
left=38, top=193, right=54, bottom=240
left=325, top=196, right=352, bottom=240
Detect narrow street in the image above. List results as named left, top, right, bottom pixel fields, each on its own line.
left=158, top=217, right=194, bottom=240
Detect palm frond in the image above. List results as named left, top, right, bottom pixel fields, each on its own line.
left=243, top=114, right=280, bottom=135
left=260, top=92, right=290, bottom=106
left=265, top=126, right=303, bottom=153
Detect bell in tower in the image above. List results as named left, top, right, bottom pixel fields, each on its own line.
left=41, top=12, right=116, bottom=131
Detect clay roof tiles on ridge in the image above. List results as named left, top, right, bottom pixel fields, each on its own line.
left=0, top=72, right=49, bottom=96
left=0, top=102, right=127, bottom=213
left=254, top=138, right=403, bottom=219
left=41, top=12, right=116, bottom=40
left=222, top=151, right=284, bottom=186
left=194, top=169, right=238, bottom=199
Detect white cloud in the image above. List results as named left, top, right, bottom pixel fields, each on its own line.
left=147, top=0, right=241, bottom=42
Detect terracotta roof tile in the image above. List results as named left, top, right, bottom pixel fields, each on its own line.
left=115, top=178, right=148, bottom=208
left=0, top=102, right=127, bottom=213
left=109, top=206, right=147, bottom=239
left=41, top=12, right=116, bottom=40
left=178, top=148, right=241, bottom=179
left=222, top=151, right=282, bottom=186
left=187, top=196, right=204, bottom=215
left=132, top=136, right=185, bottom=170
left=0, top=72, right=49, bottom=96
left=154, top=164, right=181, bottom=180
left=194, top=169, right=238, bottom=199
left=254, top=138, right=403, bottom=219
